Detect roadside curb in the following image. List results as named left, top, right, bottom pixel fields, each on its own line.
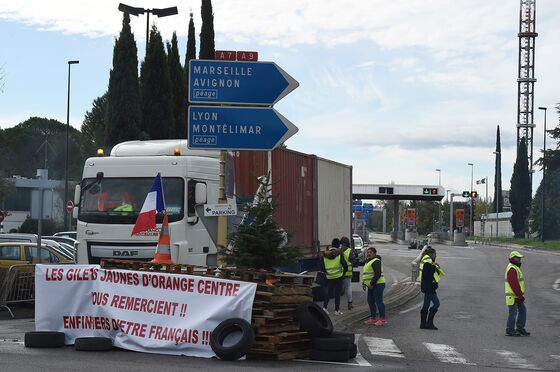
left=332, top=279, right=421, bottom=330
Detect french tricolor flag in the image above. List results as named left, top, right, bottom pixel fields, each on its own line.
left=131, top=173, right=165, bottom=236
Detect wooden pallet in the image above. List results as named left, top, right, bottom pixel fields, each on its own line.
left=247, top=349, right=310, bottom=361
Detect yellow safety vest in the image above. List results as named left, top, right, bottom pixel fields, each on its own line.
left=418, top=255, right=444, bottom=282
left=362, top=258, right=385, bottom=286
left=324, top=255, right=344, bottom=280
left=114, top=203, right=133, bottom=215
left=505, top=263, right=525, bottom=306
left=343, top=248, right=353, bottom=277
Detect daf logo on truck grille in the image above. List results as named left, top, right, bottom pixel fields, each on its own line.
left=113, top=250, right=139, bottom=257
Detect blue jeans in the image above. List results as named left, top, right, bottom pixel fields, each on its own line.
left=367, top=283, right=385, bottom=318
left=422, top=292, right=440, bottom=311
left=507, top=301, right=527, bottom=331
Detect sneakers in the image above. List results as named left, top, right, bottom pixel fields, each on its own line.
left=505, top=329, right=520, bottom=337
left=374, top=318, right=387, bottom=326
left=322, top=307, right=329, bottom=315
left=364, top=317, right=377, bottom=325
left=517, top=328, right=531, bottom=336
left=335, top=310, right=344, bottom=315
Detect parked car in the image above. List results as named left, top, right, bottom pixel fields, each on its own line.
left=54, top=231, right=77, bottom=240
left=0, top=242, right=72, bottom=268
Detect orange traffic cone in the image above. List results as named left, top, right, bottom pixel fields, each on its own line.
left=150, top=211, right=174, bottom=264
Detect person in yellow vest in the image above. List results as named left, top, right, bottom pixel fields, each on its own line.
left=340, top=236, right=355, bottom=310
left=362, top=247, right=386, bottom=326
left=420, top=247, right=441, bottom=330
left=505, top=250, right=530, bottom=336
left=320, top=238, right=348, bottom=315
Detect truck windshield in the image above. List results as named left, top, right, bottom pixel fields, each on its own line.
left=78, top=177, right=184, bottom=224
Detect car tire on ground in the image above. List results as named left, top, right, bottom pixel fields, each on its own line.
left=74, top=337, right=113, bottom=351
left=311, top=336, right=352, bottom=351
left=296, top=302, right=333, bottom=337
left=310, top=348, right=350, bottom=362
left=210, top=318, right=255, bottom=361
left=349, top=343, right=357, bottom=359
left=24, top=331, right=65, bottom=348
left=330, top=331, right=355, bottom=344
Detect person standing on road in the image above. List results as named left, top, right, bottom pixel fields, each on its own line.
left=320, top=238, right=348, bottom=315
left=340, top=236, right=355, bottom=310
left=420, top=247, right=441, bottom=330
left=362, top=247, right=386, bottom=326
left=505, top=250, right=531, bottom=337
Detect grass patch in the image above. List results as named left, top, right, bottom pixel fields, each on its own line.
left=489, top=237, right=560, bottom=251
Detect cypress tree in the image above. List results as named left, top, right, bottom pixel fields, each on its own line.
left=140, top=25, right=174, bottom=140
left=105, top=13, right=141, bottom=148
left=493, top=125, right=503, bottom=213
left=510, top=138, right=532, bottom=237
left=199, top=0, right=215, bottom=59
left=81, top=93, right=107, bottom=158
left=184, top=12, right=196, bottom=136
left=167, top=32, right=186, bottom=138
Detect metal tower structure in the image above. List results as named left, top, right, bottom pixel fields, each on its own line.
left=517, top=0, right=538, bottom=184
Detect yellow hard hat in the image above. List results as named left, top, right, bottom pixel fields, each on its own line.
left=509, top=250, right=524, bottom=258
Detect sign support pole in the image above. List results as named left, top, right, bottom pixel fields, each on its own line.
left=217, top=150, right=228, bottom=259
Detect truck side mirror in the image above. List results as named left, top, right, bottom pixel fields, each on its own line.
left=195, top=183, right=207, bottom=204
left=74, top=185, right=81, bottom=205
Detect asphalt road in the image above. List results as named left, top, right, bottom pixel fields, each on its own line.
left=1, top=241, right=559, bottom=371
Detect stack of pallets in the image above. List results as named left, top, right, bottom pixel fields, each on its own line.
left=99, top=260, right=315, bottom=360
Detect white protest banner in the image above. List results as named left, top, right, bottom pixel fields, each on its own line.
left=35, top=265, right=257, bottom=358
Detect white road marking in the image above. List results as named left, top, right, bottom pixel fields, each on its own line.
left=423, top=343, right=475, bottom=365
left=553, top=278, right=560, bottom=291
left=399, top=301, right=424, bottom=314
left=551, top=355, right=560, bottom=360
left=492, top=350, right=542, bottom=370
left=363, top=336, right=404, bottom=358
left=354, top=334, right=373, bottom=366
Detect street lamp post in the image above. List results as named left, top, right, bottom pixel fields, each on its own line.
left=64, top=60, right=79, bottom=231
left=468, top=163, right=474, bottom=236
left=538, top=106, right=547, bottom=242
left=435, top=169, right=442, bottom=231
left=118, top=3, right=178, bottom=47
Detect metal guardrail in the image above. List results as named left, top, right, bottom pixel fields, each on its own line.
left=0, top=264, right=36, bottom=318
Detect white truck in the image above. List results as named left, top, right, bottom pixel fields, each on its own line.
left=74, top=140, right=231, bottom=266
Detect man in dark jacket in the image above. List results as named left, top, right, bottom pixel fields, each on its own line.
left=320, top=238, right=348, bottom=315
left=420, top=247, right=440, bottom=330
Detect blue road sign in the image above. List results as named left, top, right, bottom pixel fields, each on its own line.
left=188, top=60, right=299, bottom=106
left=188, top=106, right=298, bottom=150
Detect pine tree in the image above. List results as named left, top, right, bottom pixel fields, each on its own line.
left=167, top=32, right=186, bottom=138
left=80, top=93, right=107, bottom=159
left=105, top=13, right=141, bottom=148
left=221, top=176, right=299, bottom=271
left=492, top=125, right=503, bottom=213
left=140, top=25, right=174, bottom=139
left=199, top=0, right=215, bottom=59
left=510, top=138, right=532, bottom=237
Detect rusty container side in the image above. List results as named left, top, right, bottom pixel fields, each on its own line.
left=272, top=148, right=316, bottom=257
left=232, top=150, right=268, bottom=201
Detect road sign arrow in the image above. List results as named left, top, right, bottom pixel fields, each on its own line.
left=188, top=60, right=299, bottom=106
left=188, top=106, right=298, bottom=150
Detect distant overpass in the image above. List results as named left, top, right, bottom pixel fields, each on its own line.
left=352, top=184, right=445, bottom=201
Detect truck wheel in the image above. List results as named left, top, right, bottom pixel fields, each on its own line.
left=310, top=348, right=350, bottom=362
left=24, top=331, right=65, bottom=348
left=296, top=302, right=333, bottom=337
left=210, top=318, right=254, bottom=361
left=74, top=337, right=113, bottom=351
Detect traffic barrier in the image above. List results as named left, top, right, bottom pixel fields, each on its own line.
left=0, top=264, right=36, bottom=318
left=410, top=262, right=419, bottom=282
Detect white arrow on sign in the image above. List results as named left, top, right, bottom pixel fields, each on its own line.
left=203, top=203, right=238, bottom=217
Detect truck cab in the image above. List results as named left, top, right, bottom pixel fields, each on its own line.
left=74, top=140, right=228, bottom=266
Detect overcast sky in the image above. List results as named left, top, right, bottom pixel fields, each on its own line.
left=1, top=0, right=559, bottom=200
